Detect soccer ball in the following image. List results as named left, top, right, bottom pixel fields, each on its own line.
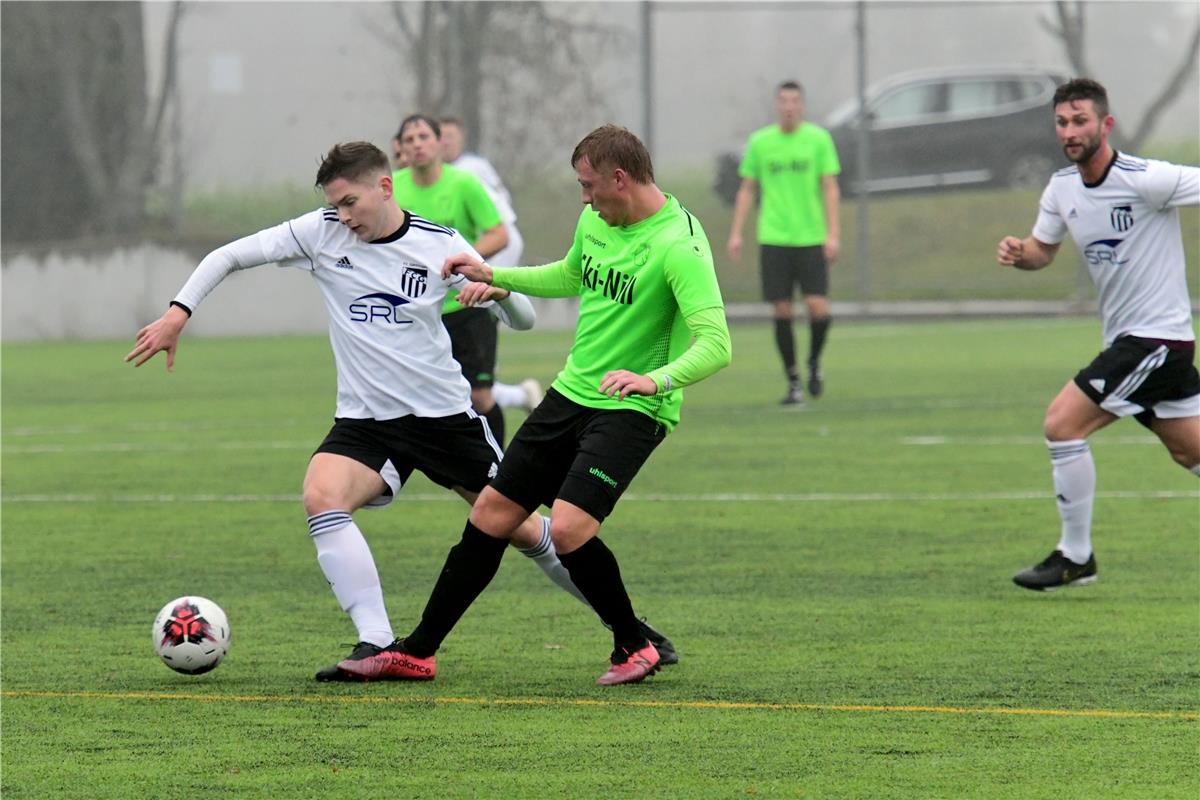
left=152, top=596, right=231, bottom=675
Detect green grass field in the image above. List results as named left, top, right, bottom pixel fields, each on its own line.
left=3, top=318, right=1198, bottom=798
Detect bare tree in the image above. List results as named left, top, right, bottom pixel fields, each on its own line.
left=1, top=1, right=184, bottom=242
left=1041, top=0, right=1200, bottom=152
left=375, top=1, right=625, bottom=172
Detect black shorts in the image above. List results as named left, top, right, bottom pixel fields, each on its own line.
left=760, top=244, right=828, bottom=301
left=491, top=388, right=666, bottom=523
left=1073, top=336, right=1200, bottom=427
left=443, top=307, right=498, bottom=388
left=314, top=413, right=503, bottom=507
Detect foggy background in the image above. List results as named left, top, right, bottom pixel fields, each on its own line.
left=2, top=0, right=1198, bottom=340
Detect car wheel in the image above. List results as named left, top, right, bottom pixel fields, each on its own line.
left=1005, top=152, right=1057, bottom=189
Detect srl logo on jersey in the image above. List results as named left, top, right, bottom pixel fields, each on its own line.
left=1110, top=205, right=1134, bottom=232
left=349, top=292, right=414, bottom=325
left=1083, top=238, right=1129, bottom=267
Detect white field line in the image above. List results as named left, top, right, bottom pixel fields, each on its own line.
left=3, top=490, right=1197, bottom=504
left=2, top=435, right=1163, bottom=454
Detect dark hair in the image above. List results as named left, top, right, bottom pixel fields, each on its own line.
left=396, top=114, right=441, bottom=141
left=314, top=141, right=389, bottom=187
left=570, top=124, right=654, bottom=184
left=1053, top=78, right=1109, bottom=117
left=777, top=80, right=805, bottom=97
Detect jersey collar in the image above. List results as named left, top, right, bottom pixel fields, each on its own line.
left=370, top=211, right=412, bottom=244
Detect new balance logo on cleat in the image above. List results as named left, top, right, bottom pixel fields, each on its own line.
left=334, top=256, right=355, bottom=270
left=314, top=639, right=436, bottom=681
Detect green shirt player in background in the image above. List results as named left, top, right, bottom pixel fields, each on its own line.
left=393, top=113, right=529, bottom=443
left=383, top=124, right=732, bottom=686
left=728, top=80, right=841, bottom=406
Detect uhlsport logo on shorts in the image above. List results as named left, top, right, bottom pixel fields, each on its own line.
left=588, top=466, right=619, bottom=488
left=349, top=292, right=413, bottom=325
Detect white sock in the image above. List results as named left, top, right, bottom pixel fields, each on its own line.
left=492, top=382, right=525, bottom=409
left=1047, top=439, right=1095, bottom=564
left=307, top=510, right=393, bottom=647
left=518, top=515, right=590, bottom=607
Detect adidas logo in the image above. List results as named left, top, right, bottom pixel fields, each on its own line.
left=1089, top=378, right=1105, bottom=394
left=1068, top=208, right=1078, bottom=219
left=334, top=256, right=354, bottom=270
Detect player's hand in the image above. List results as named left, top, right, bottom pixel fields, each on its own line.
left=457, top=282, right=510, bottom=307
left=443, top=251, right=493, bottom=283
left=125, top=306, right=189, bottom=370
left=824, top=236, right=840, bottom=264
left=599, top=370, right=656, bottom=401
left=726, top=233, right=743, bottom=262
left=997, top=236, right=1024, bottom=267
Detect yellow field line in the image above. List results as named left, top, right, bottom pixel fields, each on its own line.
left=3, top=690, right=1195, bottom=721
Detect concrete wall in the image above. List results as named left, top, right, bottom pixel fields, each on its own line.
left=1, top=246, right=578, bottom=342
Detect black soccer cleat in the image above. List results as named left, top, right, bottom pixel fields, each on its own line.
left=1012, top=549, right=1098, bottom=592
left=781, top=382, right=805, bottom=407
left=807, top=362, right=824, bottom=398
left=314, top=641, right=383, bottom=681
left=638, top=618, right=679, bottom=666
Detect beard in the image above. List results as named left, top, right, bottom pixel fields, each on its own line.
left=1063, top=134, right=1102, bottom=164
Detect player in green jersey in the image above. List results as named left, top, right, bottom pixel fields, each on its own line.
left=394, top=114, right=526, bottom=443
left=383, top=125, right=732, bottom=686
left=728, top=80, right=841, bottom=406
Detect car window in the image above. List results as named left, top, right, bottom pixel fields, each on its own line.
left=872, top=83, right=944, bottom=125
left=946, top=80, right=1000, bottom=115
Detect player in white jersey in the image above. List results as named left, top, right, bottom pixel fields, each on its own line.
left=996, top=79, right=1200, bottom=592
left=440, top=116, right=544, bottom=414
left=124, top=142, right=676, bottom=679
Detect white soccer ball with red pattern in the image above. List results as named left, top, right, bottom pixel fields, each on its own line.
left=152, top=596, right=230, bottom=675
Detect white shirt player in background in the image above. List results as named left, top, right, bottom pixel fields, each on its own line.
left=125, top=141, right=597, bottom=680
left=996, top=78, right=1200, bottom=592
left=440, top=116, right=544, bottom=413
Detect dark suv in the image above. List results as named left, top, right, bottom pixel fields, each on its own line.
left=715, top=66, right=1068, bottom=201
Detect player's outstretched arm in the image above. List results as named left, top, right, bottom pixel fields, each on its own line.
left=125, top=304, right=190, bottom=369
left=443, top=252, right=494, bottom=283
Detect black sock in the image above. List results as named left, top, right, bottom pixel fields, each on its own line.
left=483, top=401, right=505, bottom=444
left=404, top=521, right=508, bottom=657
left=558, top=537, right=642, bottom=648
left=809, top=316, right=831, bottom=367
left=773, top=318, right=798, bottom=382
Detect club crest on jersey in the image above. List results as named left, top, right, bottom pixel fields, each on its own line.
left=400, top=266, right=429, bottom=298
left=349, top=292, right=414, bottom=325
left=1110, top=205, right=1133, bottom=232
left=1083, top=238, right=1129, bottom=267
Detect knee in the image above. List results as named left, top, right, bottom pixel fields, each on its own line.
left=302, top=482, right=341, bottom=517
left=1043, top=407, right=1079, bottom=442
left=1167, top=443, right=1200, bottom=470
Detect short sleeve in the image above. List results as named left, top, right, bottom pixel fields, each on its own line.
left=819, top=129, right=841, bottom=176
left=462, top=175, right=502, bottom=232
left=1141, top=160, right=1200, bottom=210
left=738, top=134, right=760, bottom=180
left=664, top=236, right=725, bottom=317
left=1031, top=180, right=1068, bottom=246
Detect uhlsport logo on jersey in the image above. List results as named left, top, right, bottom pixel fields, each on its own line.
left=400, top=266, right=429, bottom=298
left=1083, top=238, right=1129, bottom=267
left=1110, top=205, right=1134, bottom=232
left=349, top=292, right=414, bottom=325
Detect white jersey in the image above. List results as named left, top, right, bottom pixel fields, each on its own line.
left=452, top=152, right=524, bottom=267
left=1033, top=152, right=1199, bottom=346
left=175, top=210, right=511, bottom=419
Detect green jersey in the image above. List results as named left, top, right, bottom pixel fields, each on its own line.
left=739, top=122, right=840, bottom=247
left=494, top=194, right=725, bottom=431
left=393, top=164, right=502, bottom=315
